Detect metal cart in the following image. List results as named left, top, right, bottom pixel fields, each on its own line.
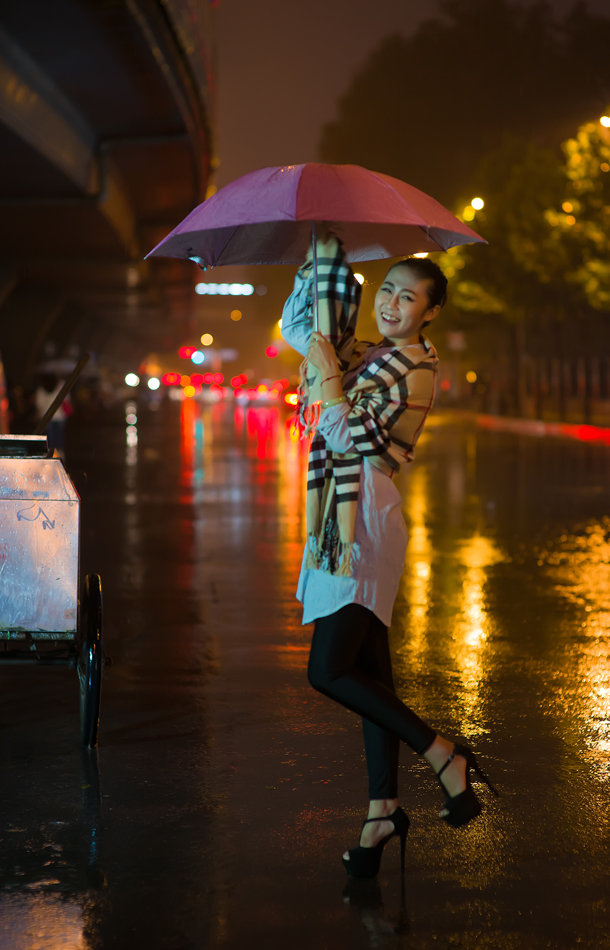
left=0, top=434, right=103, bottom=748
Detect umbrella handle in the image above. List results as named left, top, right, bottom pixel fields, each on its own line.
left=311, top=221, right=319, bottom=333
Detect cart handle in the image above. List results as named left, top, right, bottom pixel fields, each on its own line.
left=34, top=353, right=90, bottom=435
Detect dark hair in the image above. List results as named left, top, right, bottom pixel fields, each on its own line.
left=40, top=373, right=58, bottom=393
left=387, top=257, right=448, bottom=310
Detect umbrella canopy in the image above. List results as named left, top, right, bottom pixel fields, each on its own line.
left=145, top=163, right=485, bottom=267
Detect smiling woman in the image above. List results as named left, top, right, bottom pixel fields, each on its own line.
left=375, top=258, right=447, bottom=344
left=280, top=233, right=499, bottom=879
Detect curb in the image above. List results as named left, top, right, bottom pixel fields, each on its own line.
left=474, top=413, right=610, bottom=445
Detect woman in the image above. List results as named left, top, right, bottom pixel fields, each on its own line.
left=281, top=234, right=498, bottom=878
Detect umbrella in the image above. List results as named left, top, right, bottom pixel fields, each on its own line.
left=145, top=162, right=486, bottom=325
left=146, top=162, right=485, bottom=266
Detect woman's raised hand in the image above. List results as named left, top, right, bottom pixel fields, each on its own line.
left=305, top=228, right=339, bottom=263
left=307, top=331, right=340, bottom=377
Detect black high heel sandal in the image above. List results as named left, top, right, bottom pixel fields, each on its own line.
left=342, top=807, right=410, bottom=878
left=436, top=743, right=499, bottom=828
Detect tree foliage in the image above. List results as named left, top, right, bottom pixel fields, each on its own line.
left=319, top=0, right=610, bottom=207
left=434, top=137, right=567, bottom=327
left=440, top=111, right=610, bottom=328
left=535, top=116, right=610, bottom=309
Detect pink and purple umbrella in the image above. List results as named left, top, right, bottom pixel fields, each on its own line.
left=146, top=162, right=485, bottom=267
left=146, top=162, right=486, bottom=327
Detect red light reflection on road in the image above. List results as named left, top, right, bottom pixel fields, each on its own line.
left=477, top=414, right=610, bottom=445
left=246, top=406, right=278, bottom=461
left=180, top=396, right=196, bottom=483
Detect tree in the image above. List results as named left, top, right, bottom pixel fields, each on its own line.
left=534, top=113, right=610, bottom=310
left=435, top=116, right=610, bottom=418
left=319, top=0, right=610, bottom=207
left=432, top=137, right=569, bottom=411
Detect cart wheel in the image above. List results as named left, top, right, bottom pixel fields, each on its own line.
left=78, top=573, right=103, bottom=749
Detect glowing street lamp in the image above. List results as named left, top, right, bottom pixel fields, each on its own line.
left=462, top=197, right=485, bottom=222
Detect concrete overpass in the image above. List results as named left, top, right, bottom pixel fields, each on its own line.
left=0, top=0, right=216, bottom=404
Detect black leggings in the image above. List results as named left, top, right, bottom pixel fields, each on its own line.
left=308, top=603, right=435, bottom=799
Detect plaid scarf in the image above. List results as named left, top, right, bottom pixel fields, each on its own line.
left=298, top=243, right=438, bottom=577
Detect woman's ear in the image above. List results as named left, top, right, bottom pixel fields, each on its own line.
left=422, top=304, right=441, bottom=329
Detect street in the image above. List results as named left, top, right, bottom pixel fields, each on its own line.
left=1, top=399, right=609, bottom=949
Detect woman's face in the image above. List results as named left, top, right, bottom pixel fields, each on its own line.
left=374, top=264, right=439, bottom=344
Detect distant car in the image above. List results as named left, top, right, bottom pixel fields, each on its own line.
left=234, top=383, right=299, bottom=408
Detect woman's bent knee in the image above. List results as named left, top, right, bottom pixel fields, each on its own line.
left=307, top=658, right=336, bottom=694
left=307, top=661, right=326, bottom=693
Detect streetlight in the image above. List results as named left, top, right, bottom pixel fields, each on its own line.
left=462, top=196, right=485, bottom=222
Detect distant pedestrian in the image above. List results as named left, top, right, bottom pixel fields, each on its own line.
left=281, top=233, right=498, bottom=878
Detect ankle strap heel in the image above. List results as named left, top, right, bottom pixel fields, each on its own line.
left=436, top=743, right=499, bottom=828
left=342, top=807, right=410, bottom=878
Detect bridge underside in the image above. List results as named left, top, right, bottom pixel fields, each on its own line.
left=0, top=0, right=216, bottom=391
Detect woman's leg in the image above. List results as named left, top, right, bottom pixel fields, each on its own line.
left=308, top=603, right=436, bottom=755
left=309, top=603, right=426, bottom=857
left=308, top=604, right=481, bottom=840
left=357, top=613, right=403, bottom=848
left=358, top=613, right=399, bottom=801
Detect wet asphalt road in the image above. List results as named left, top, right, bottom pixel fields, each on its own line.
left=1, top=398, right=609, bottom=950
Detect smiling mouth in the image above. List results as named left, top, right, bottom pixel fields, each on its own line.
left=381, top=314, right=400, bottom=324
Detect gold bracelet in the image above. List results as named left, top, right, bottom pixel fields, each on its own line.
left=322, top=396, right=347, bottom=410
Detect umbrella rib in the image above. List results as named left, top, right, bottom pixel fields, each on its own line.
left=186, top=225, right=240, bottom=269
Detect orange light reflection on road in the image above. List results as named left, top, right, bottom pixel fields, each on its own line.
left=449, top=533, right=502, bottom=731
left=395, top=437, right=501, bottom=737
left=0, top=894, right=85, bottom=950
left=537, top=517, right=610, bottom=777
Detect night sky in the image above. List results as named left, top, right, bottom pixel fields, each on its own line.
left=214, top=0, right=609, bottom=188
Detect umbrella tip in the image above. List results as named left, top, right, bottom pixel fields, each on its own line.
left=187, top=253, right=208, bottom=270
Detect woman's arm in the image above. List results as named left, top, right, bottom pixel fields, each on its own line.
left=306, top=330, right=344, bottom=400
left=316, top=402, right=356, bottom=454
left=280, top=236, right=361, bottom=361
left=280, top=264, right=313, bottom=357
left=346, top=360, right=438, bottom=472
